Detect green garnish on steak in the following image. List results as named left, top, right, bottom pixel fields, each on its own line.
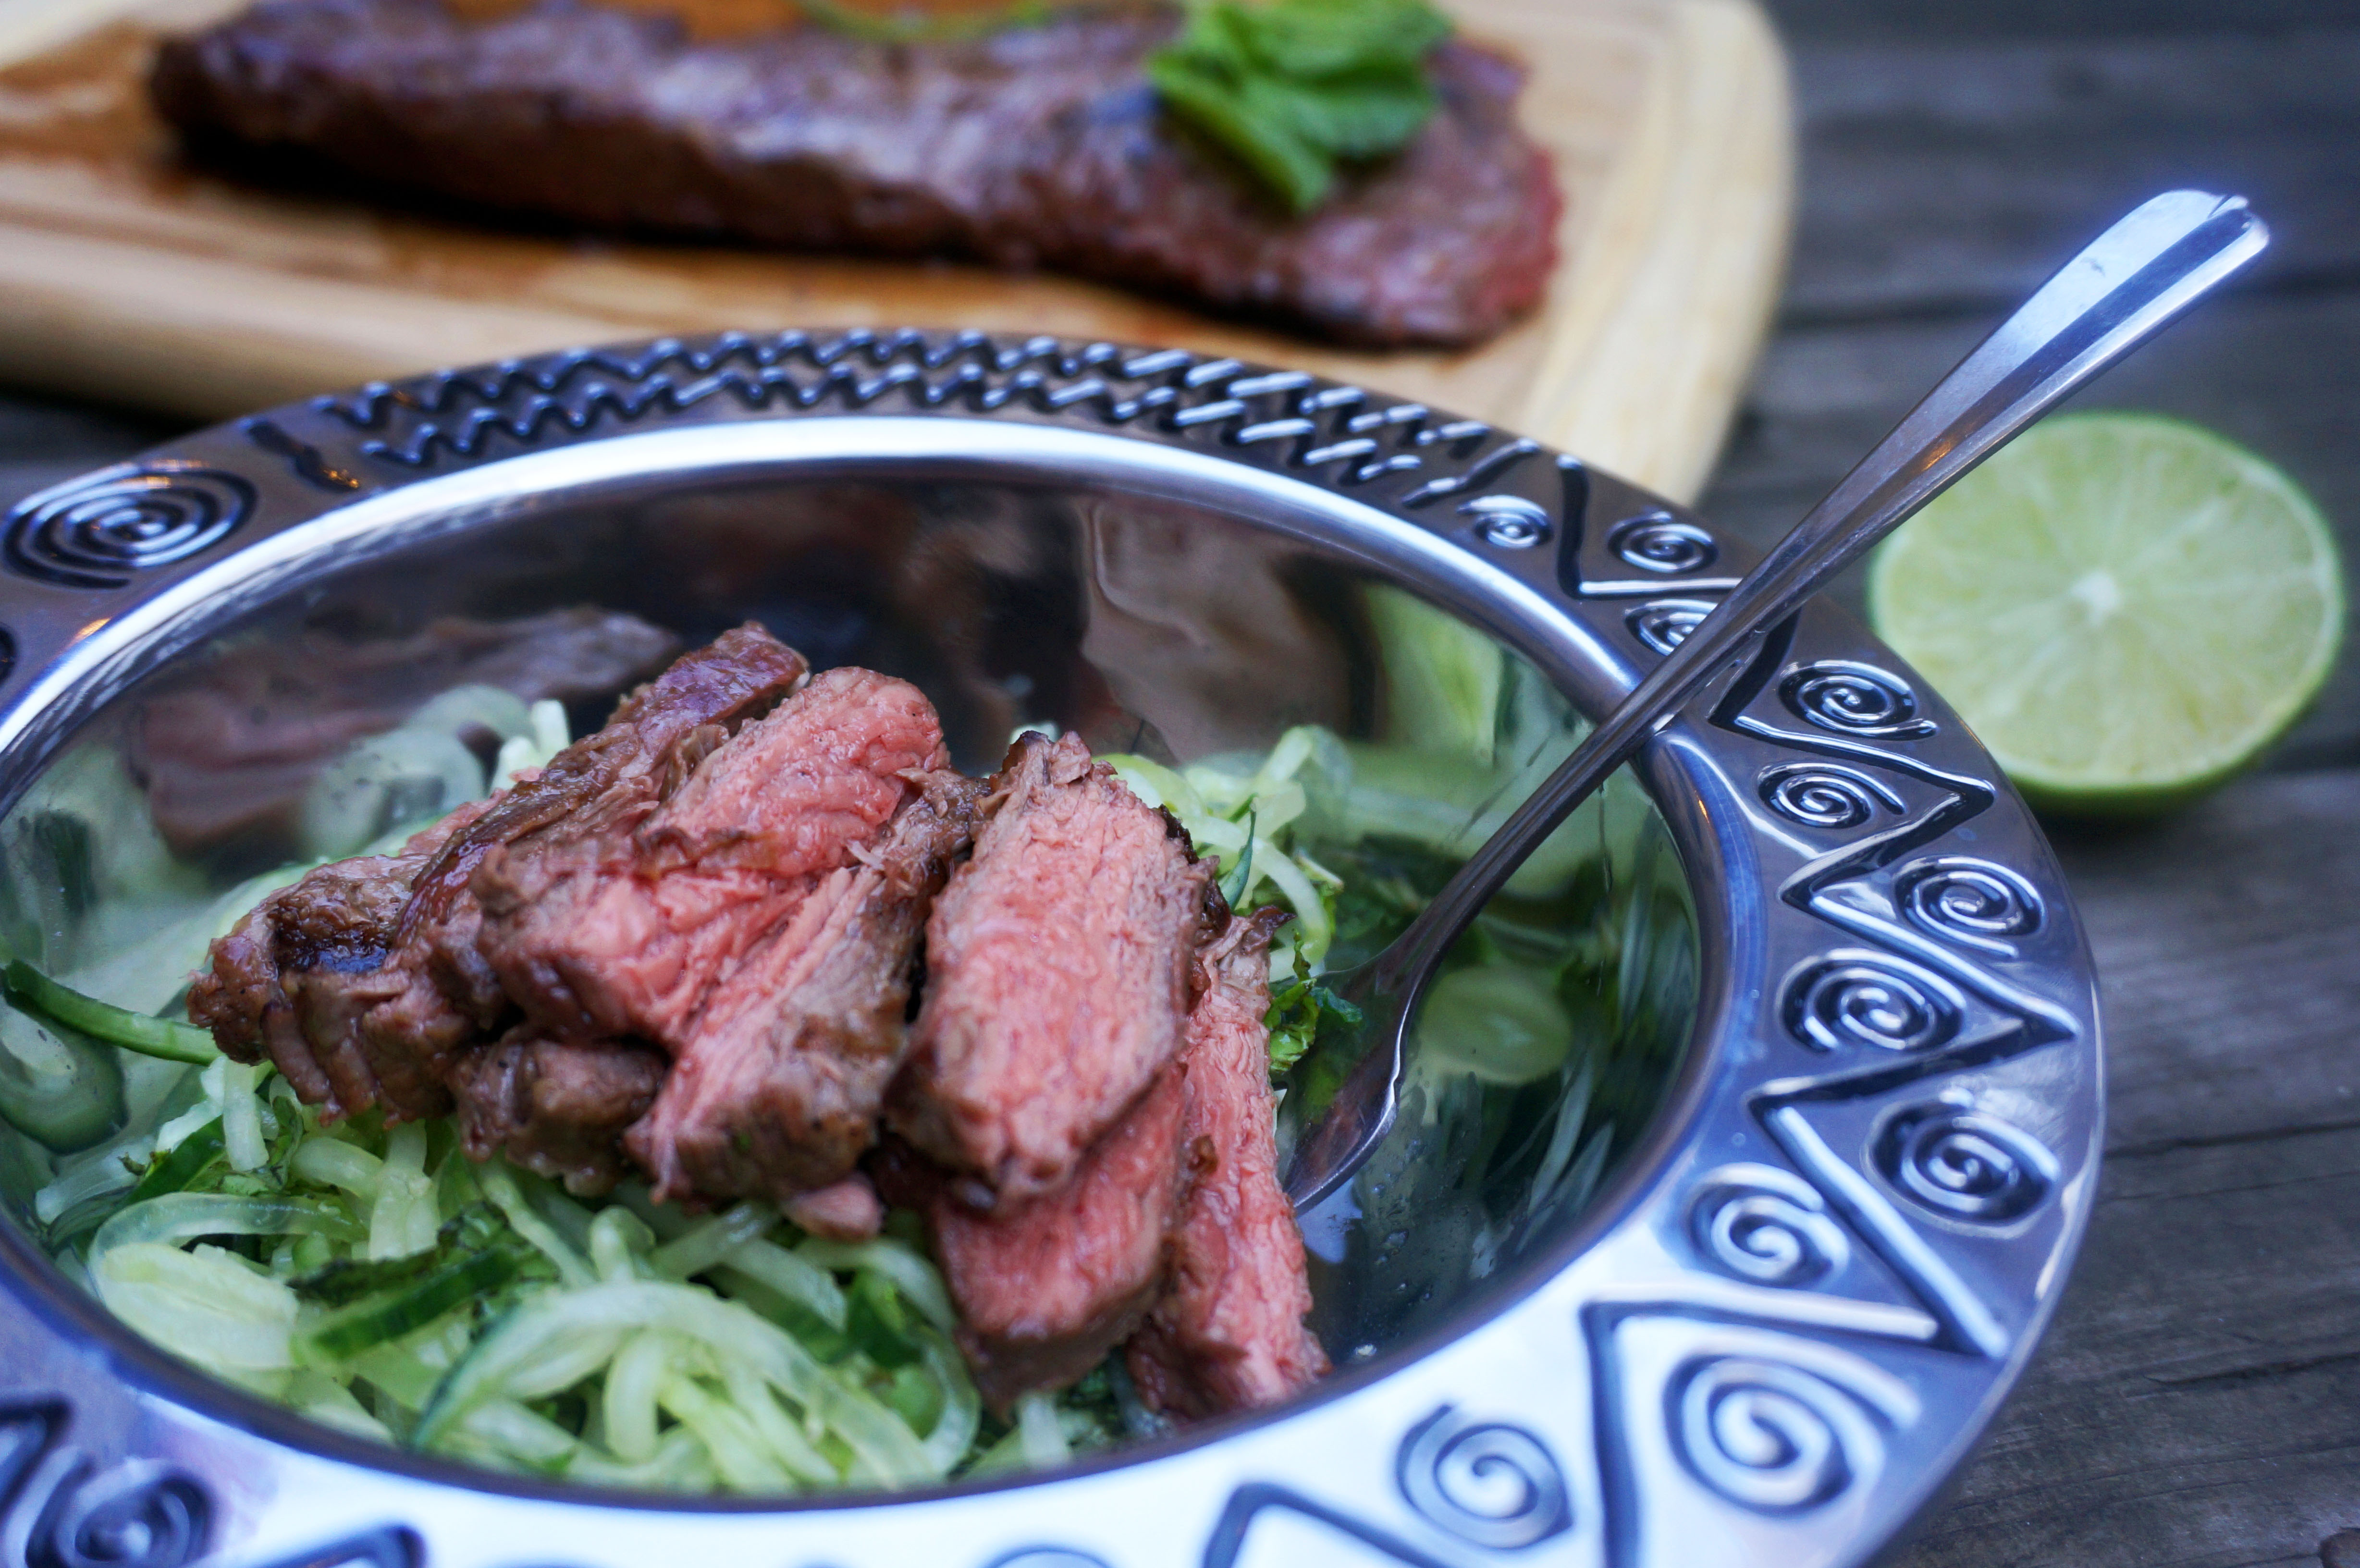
left=1149, top=0, right=1455, bottom=212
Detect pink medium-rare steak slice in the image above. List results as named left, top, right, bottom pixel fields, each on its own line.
left=875, top=1065, right=1189, bottom=1413
left=148, top=0, right=1560, bottom=349
left=192, top=800, right=491, bottom=1120
left=1127, top=910, right=1328, bottom=1419
left=189, top=625, right=807, bottom=1123
left=471, top=665, right=949, bottom=1049
left=892, top=731, right=1219, bottom=1205
left=446, top=1028, right=666, bottom=1195
left=626, top=769, right=987, bottom=1206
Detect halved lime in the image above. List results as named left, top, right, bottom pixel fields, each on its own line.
left=1867, top=412, right=2345, bottom=814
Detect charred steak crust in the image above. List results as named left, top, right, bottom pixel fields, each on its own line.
left=470, top=663, right=948, bottom=1049
left=875, top=1063, right=1189, bottom=1415
left=191, top=798, right=493, bottom=1119
left=1128, top=908, right=1328, bottom=1419
left=891, top=730, right=1216, bottom=1205
left=148, top=0, right=1560, bottom=348
left=447, top=1029, right=666, bottom=1195
left=626, top=768, right=988, bottom=1206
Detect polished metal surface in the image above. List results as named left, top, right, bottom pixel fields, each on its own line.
left=1282, top=187, right=2258, bottom=1212
left=0, top=330, right=2102, bottom=1568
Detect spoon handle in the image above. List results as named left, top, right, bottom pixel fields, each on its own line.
left=1371, top=190, right=2268, bottom=995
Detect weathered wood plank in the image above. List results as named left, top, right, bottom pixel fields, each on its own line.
left=1697, top=289, right=2360, bottom=770
left=1767, top=0, right=2360, bottom=43
left=1779, top=27, right=2360, bottom=319
left=1893, top=768, right=2360, bottom=1568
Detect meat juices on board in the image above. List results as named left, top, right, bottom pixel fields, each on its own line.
left=892, top=731, right=1217, bottom=1206
left=148, top=0, right=1561, bottom=348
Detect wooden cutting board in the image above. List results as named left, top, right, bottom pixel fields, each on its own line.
left=0, top=0, right=1790, bottom=502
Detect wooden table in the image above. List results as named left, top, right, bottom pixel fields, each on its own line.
left=2, top=2, right=2356, bottom=1561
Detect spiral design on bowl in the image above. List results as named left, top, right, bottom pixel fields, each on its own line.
left=1626, top=598, right=1718, bottom=657
left=1672, top=1358, right=1873, bottom=1513
left=1779, top=662, right=1927, bottom=737
left=1877, top=1104, right=2056, bottom=1222
left=4, top=466, right=253, bottom=590
left=1895, top=857, right=2043, bottom=949
left=1609, top=513, right=1719, bottom=575
left=1460, top=494, right=1551, bottom=549
left=1782, top=954, right=1961, bottom=1053
left=37, top=1470, right=209, bottom=1568
left=1690, top=1166, right=1850, bottom=1286
left=1757, top=762, right=1895, bottom=830
left=1396, top=1405, right=1572, bottom=1549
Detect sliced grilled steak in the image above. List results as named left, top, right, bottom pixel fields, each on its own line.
left=892, top=731, right=1217, bottom=1205
left=191, top=625, right=808, bottom=1124
left=191, top=799, right=492, bottom=1119
left=782, top=1174, right=885, bottom=1242
left=472, top=665, right=946, bottom=1049
left=134, top=609, right=675, bottom=858
left=876, top=1064, right=1188, bottom=1413
left=1127, top=910, right=1328, bottom=1419
left=627, top=769, right=986, bottom=1206
left=148, top=0, right=1559, bottom=348
left=447, top=1028, right=665, bottom=1195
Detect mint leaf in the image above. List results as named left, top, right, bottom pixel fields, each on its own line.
left=1150, top=0, right=1452, bottom=213
left=1150, top=52, right=1334, bottom=213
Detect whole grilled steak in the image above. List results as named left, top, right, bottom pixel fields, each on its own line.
left=192, top=797, right=492, bottom=1120
left=876, top=1065, right=1189, bottom=1413
left=471, top=665, right=948, bottom=1049
left=147, top=0, right=1560, bottom=347
left=626, top=768, right=988, bottom=1206
left=892, top=731, right=1217, bottom=1205
left=1127, top=909, right=1328, bottom=1418
left=447, top=1028, right=666, bottom=1193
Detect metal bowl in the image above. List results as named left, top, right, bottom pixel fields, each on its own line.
left=0, top=331, right=2099, bottom=1568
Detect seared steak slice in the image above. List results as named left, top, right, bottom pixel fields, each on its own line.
left=191, top=799, right=491, bottom=1119
left=148, top=0, right=1559, bottom=348
left=472, top=665, right=946, bottom=1048
left=1127, top=911, right=1328, bottom=1419
left=190, top=625, right=807, bottom=1124
left=134, top=609, right=675, bottom=858
left=447, top=1029, right=665, bottom=1195
left=893, top=731, right=1216, bottom=1204
left=876, top=1065, right=1188, bottom=1413
left=627, top=770, right=986, bottom=1206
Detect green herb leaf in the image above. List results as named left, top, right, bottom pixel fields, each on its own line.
left=1150, top=0, right=1453, bottom=213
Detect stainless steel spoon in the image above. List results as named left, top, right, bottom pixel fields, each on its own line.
left=1283, top=188, right=2269, bottom=1212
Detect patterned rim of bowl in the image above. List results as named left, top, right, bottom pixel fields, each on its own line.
left=0, top=330, right=2101, bottom=1568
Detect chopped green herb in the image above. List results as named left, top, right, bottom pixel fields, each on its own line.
left=1149, top=0, right=1453, bottom=212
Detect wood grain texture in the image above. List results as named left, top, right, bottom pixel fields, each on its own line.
left=0, top=0, right=1792, bottom=502
left=1714, top=7, right=2360, bottom=1565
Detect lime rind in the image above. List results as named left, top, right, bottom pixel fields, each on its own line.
left=1867, top=412, right=2346, bottom=813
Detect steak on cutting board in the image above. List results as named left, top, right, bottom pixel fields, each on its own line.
left=891, top=730, right=1218, bottom=1206
left=147, top=0, right=1561, bottom=348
